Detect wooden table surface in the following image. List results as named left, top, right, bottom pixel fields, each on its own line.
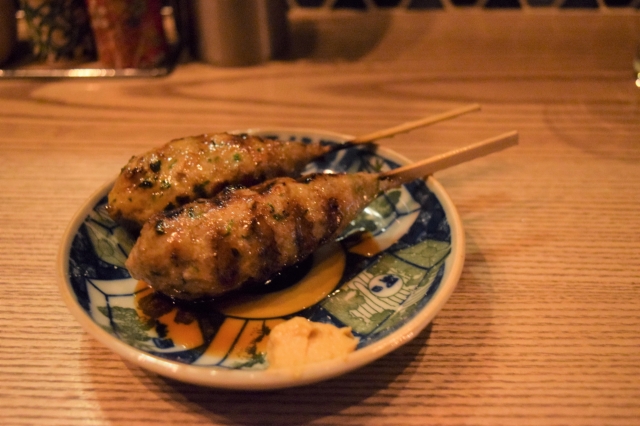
left=1, top=10, right=639, bottom=426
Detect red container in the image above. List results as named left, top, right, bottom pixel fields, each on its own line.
left=86, top=0, right=168, bottom=68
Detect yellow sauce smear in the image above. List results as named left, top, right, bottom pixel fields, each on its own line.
left=347, top=232, right=385, bottom=257
left=203, top=317, right=246, bottom=359
left=215, top=242, right=345, bottom=318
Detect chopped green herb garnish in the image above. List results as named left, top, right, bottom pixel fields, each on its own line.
left=233, top=153, right=242, bottom=162
left=273, top=211, right=288, bottom=221
left=224, top=220, right=234, bottom=236
left=155, top=220, right=165, bottom=235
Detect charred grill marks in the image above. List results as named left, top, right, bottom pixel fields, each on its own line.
left=249, top=212, right=281, bottom=281
left=162, top=207, right=184, bottom=219
left=212, top=230, right=241, bottom=289
left=192, top=180, right=210, bottom=198
left=323, top=197, right=343, bottom=242
left=175, top=195, right=191, bottom=206
left=256, top=180, right=278, bottom=195
left=292, top=202, right=315, bottom=256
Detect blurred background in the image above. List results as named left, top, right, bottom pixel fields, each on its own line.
left=1, top=0, right=638, bottom=77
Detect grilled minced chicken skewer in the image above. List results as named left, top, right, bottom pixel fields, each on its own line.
left=107, top=105, right=480, bottom=229
left=125, top=131, right=517, bottom=301
left=126, top=172, right=384, bottom=300
left=107, top=133, right=331, bottom=230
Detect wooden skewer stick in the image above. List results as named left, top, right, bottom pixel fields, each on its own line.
left=381, top=131, right=519, bottom=186
left=349, top=103, right=481, bottom=144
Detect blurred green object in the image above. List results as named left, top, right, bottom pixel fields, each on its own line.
left=19, top=0, right=96, bottom=63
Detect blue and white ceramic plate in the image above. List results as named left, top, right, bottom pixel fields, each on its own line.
left=57, top=128, right=465, bottom=390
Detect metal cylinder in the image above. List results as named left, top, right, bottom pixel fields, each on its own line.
left=191, top=0, right=288, bottom=67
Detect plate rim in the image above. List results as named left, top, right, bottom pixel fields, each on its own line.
left=56, top=127, right=465, bottom=390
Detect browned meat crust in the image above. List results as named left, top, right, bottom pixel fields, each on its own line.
left=125, top=172, right=386, bottom=300
left=107, top=133, right=331, bottom=229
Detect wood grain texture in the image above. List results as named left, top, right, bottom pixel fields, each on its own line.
left=1, top=10, right=639, bottom=426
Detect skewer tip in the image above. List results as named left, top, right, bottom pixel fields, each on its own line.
left=380, top=130, right=519, bottom=184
